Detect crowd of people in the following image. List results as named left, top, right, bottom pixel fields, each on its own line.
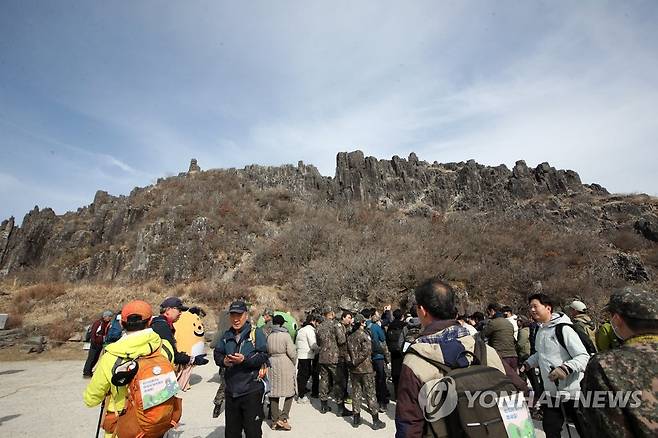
left=82, top=280, right=658, bottom=438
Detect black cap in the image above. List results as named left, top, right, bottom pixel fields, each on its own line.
left=229, top=301, right=248, bottom=314
left=160, top=297, right=189, bottom=312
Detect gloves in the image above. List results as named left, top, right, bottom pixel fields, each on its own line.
left=548, top=365, right=570, bottom=381
left=193, top=354, right=209, bottom=366
left=519, top=362, right=531, bottom=374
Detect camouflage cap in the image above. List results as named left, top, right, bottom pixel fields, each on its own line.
left=353, top=314, right=366, bottom=324
left=605, top=287, right=658, bottom=320
left=321, top=306, right=334, bottom=315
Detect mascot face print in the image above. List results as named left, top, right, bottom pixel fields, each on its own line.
left=174, top=309, right=206, bottom=356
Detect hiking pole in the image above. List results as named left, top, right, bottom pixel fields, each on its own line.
left=550, top=367, right=573, bottom=438
left=95, top=398, right=105, bottom=438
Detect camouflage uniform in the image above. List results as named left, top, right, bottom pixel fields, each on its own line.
left=348, top=323, right=378, bottom=415
left=581, top=287, right=658, bottom=437
left=316, top=315, right=347, bottom=402
left=336, top=322, right=350, bottom=400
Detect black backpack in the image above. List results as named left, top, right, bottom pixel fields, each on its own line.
left=408, top=338, right=521, bottom=438
left=386, top=324, right=405, bottom=354
left=555, top=323, right=597, bottom=356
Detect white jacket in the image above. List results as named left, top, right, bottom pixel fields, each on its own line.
left=295, top=324, right=318, bottom=360
left=526, top=313, right=590, bottom=397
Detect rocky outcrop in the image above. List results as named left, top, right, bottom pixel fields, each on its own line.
left=0, top=152, right=654, bottom=283
left=188, top=158, right=201, bottom=174
left=332, top=152, right=590, bottom=211
left=635, top=216, right=658, bottom=242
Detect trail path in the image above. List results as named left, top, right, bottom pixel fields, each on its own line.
left=0, top=360, right=578, bottom=437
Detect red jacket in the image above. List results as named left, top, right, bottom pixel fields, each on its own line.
left=89, top=318, right=110, bottom=346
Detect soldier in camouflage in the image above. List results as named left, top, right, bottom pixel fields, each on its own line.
left=348, top=314, right=386, bottom=430
left=336, top=311, right=353, bottom=406
left=315, top=306, right=350, bottom=415
left=581, top=286, right=658, bottom=437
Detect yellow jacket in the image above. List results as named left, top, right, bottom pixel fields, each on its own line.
left=83, top=328, right=172, bottom=413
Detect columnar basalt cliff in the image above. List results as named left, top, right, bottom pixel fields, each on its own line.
left=0, top=152, right=655, bottom=285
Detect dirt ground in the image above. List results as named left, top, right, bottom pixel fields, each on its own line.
left=0, top=350, right=579, bottom=438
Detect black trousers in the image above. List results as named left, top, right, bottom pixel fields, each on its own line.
left=83, top=343, right=103, bottom=376
left=297, top=359, right=313, bottom=398
left=225, top=389, right=264, bottom=438
left=311, top=357, right=319, bottom=396
left=541, top=398, right=585, bottom=438
left=372, top=359, right=389, bottom=405
left=336, top=361, right=350, bottom=400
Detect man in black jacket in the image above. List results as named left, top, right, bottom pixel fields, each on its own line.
left=151, top=296, right=208, bottom=366
left=214, top=300, right=269, bottom=438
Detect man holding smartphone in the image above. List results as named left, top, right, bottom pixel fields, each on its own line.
left=214, top=301, right=269, bottom=438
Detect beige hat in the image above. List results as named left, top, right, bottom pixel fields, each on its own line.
left=567, top=300, right=587, bottom=313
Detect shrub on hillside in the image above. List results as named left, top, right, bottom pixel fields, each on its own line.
left=13, top=283, right=67, bottom=315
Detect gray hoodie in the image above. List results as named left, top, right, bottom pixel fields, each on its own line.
left=526, top=313, right=590, bottom=397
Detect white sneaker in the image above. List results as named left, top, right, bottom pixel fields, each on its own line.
left=296, top=396, right=309, bottom=404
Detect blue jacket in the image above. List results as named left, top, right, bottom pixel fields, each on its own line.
left=367, top=320, right=387, bottom=361
left=214, top=322, right=269, bottom=398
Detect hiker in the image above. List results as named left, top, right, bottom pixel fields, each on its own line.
left=566, top=300, right=598, bottom=351
left=267, top=314, right=297, bottom=430
left=456, top=314, right=477, bottom=335
left=470, top=311, right=486, bottom=331
left=83, top=300, right=181, bottom=438
left=315, top=306, right=350, bottom=415
left=104, top=311, right=123, bottom=345
left=295, top=313, right=320, bottom=403
left=521, top=293, right=590, bottom=438
left=214, top=300, right=269, bottom=438
left=482, top=303, right=518, bottom=371
left=381, top=304, right=393, bottom=328
left=364, top=308, right=391, bottom=412
left=151, top=297, right=208, bottom=367
left=502, top=305, right=519, bottom=340
left=261, top=308, right=274, bottom=338
left=386, top=309, right=408, bottom=399
left=515, top=315, right=532, bottom=363
left=596, top=321, right=622, bottom=352
left=347, top=314, right=386, bottom=430
left=83, top=310, right=113, bottom=378
left=580, top=287, right=658, bottom=437
left=395, top=278, right=510, bottom=438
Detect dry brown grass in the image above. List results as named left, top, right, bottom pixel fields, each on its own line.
left=12, top=283, right=67, bottom=315
left=46, top=318, right=78, bottom=342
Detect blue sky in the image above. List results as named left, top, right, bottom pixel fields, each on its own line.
left=1, top=1, right=657, bottom=222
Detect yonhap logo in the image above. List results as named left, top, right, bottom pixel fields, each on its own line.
left=418, top=376, right=458, bottom=421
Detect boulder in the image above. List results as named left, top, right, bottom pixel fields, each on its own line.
left=635, top=216, right=658, bottom=242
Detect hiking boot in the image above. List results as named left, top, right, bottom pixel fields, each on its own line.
left=320, top=400, right=330, bottom=414
left=338, top=402, right=352, bottom=417
left=212, top=403, right=222, bottom=418
left=280, top=419, right=291, bottom=431
left=352, top=413, right=361, bottom=428
left=378, top=402, right=387, bottom=413
left=372, top=414, right=386, bottom=430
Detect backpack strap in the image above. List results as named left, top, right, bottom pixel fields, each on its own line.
left=554, top=323, right=575, bottom=359
left=405, top=347, right=453, bottom=375
left=473, top=336, right=487, bottom=366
